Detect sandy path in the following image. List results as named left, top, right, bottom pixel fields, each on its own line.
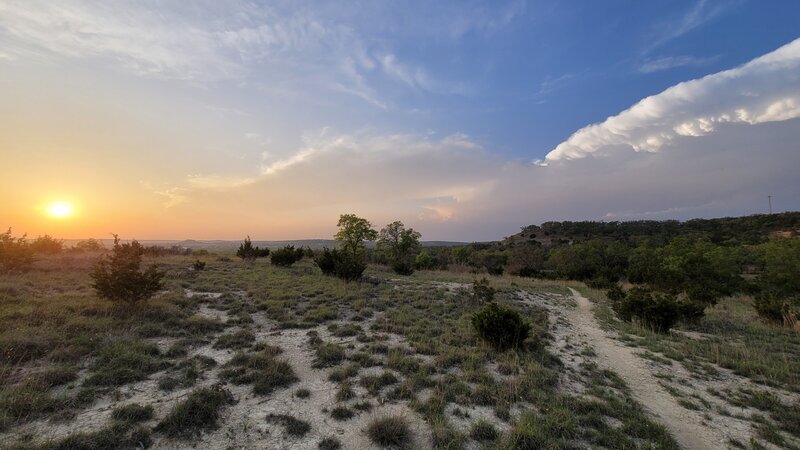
left=566, top=288, right=727, bottom=450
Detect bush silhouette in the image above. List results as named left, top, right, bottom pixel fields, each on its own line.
left=472, top=302, right=530, bottom=350
left=315, top=248, right=337, bottom=275
left=30, top=234, right=64, bottom=254
left=90, top=235, right=164, bottom=306
left=0, top=228, right=34, bottom=273
left=192, top=260, right=206, bottom=271
left=236, top=236, right=269, bottom=261
left=472, top=277, right=495, bottom=303
left=314, top=247, right=366, bottom=281
left=271, top=245, right=303, bottom=267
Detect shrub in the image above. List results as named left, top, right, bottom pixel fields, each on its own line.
left=754, top=291, right=799, bottom=325
left=315, top=248, right=337, bottom=275
left=30, top=234, right=64, bottom=254
left=155, top=386, right=234, bottom=437
left=90, top=235, right=164, bottom=306
left=236, top=236, right=269, bottom=261
left=391, top=261, right=414, bottom=276
left=414, top=250, right=434, bottom=270
left=192, top=259, right=206, bottom=271
left=610, top=287, right=702, bottom=333
left=0, top=229, right=34, bottom=273
left=271, top=245, right=303, bottom=267
left=319, top=213, right=376, bottom=281
left=472, top=277, right=495, bottom=303
left=314, top=248, right=367, bottom=281
left=333, top=251, right=367, bottom=281
left=367, top=416, right=412, bottom=448
left=472, top=302, right=530, bottom=350
left=71, top=238, right=104, bottom=252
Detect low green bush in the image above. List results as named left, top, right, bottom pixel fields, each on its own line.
left=90, top=236, right=164, bottom=306
left=753, top=291, right=799, bottom=325
left=314, top=248, right=366, bottom=281
left=271, top=245, right=304, bottom=267
left=472, top=302, right=530, bottom=350
left=609, top=287, right=705, bottom=333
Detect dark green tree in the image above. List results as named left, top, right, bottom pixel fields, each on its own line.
left=377, top=221, right=421, bottom=275
left=335, top=214, right=377, bottom=259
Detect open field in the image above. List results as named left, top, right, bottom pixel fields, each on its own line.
left=0, top=253, right=797, bottom=449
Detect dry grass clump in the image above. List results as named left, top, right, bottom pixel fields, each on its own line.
left=155, top=386, right=234, bottom=438
left=313, top=342, right=346, bottom=368
left=330, top=405, right=354, bottom=421
left=220, top=347, right=298, bottom=395
left=367, top=415, right=412, bottom=448
left=266, top=413, right=311, bottom=437
left=111, top=403, right=154, bottom=424
left=213, top=329, right=255, bottom=349
left=318, top=436, right=342, bottom=449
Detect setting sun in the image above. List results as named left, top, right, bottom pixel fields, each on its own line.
left=46, top=201, right=75, bottom=219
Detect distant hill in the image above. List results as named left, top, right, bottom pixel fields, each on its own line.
left=501, top=212, right=800, bottom=247
left=62, top=238, right=466, bottom=252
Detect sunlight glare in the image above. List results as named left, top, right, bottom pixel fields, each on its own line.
left=46, top=201, right=75, bottom=219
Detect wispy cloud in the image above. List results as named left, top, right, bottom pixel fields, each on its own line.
left=0, top=1, right=466, bottom=106
left=637, top=55, right=717, bottom=73
left=644, top=0, right=739, bottom=53
left=0, top=1, right=242, bottom=81
left=379, top=53, right=472, bottom=95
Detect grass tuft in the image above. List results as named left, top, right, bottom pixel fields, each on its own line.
left=266, top=413, right=311, bottom=437
left=367, top=416, right=412, bottom=448
left=155, top=386, right=234, bottom=438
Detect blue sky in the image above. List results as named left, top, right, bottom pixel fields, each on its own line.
left=1, top=0, right=799, bottom=240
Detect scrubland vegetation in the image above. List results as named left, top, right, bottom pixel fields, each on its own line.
left=0, top=212, right=798, bottom=448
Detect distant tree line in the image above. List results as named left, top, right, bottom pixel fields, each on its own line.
left=412, top=213, right=800, bottom=330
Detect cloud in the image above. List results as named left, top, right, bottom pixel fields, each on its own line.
left=0, top=1, right=242, bottom=81
left=0, top=1, right=464, bottom=106
left=546, top=38, right=800, bottom=161
left=158, top=115, right=799, bottom=240
left=637, top=55, right=717, bottom=73
left=645, top=0, right=738, bottom=52
left=155, top=33, right=800, bottom=239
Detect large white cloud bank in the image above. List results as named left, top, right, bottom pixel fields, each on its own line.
left=546, top=38, right=800, bottom=161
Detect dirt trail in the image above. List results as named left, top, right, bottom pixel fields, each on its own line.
left=566, top=288, right=727, bottom=450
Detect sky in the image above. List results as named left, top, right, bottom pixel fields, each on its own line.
left=1, top=0, right=799, bottom=241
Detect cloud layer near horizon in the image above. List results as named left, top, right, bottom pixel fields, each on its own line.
left=1, top=2, right=798, bottom=241
left=139, top=38, right=800, bottom=240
